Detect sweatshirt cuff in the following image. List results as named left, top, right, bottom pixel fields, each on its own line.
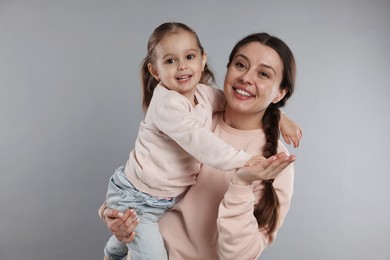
left=233, top=150, right=253, bottom=168
left=225, top=182, right=255, bottom=202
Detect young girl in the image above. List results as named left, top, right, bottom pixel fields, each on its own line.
left=103, top=23, right=301, bottom=260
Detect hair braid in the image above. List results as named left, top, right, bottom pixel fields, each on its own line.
left=253, top=104, right=281, bottom=233
left=262, top=105, right=281, bottom=158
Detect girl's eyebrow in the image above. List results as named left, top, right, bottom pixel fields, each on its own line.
left=236, top=54, right=276, bottom=75
left=161, top=48, right=199, bottom=60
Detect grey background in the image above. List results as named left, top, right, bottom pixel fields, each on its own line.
left=1, top=0, right=389, bottom=259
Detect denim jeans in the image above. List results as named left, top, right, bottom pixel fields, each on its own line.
left=104, top=166, right=178, bottom=260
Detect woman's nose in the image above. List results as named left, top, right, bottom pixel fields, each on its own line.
left=239, top=70, right=255, bottom=85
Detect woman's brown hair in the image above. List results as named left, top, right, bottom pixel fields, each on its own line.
left=227, top=33, right=296, bottom=234
left=140, top=22, right=215, bottom=112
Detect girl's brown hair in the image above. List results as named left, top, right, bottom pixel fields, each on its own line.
left=140, top=22, right=215, bottom=112
left=227, top=33, right=296, bottom=234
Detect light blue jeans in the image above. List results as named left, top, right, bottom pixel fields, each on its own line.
left=104, top=166, right=179, bottom=260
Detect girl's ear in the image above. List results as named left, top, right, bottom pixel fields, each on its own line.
left=201, top=52, right=207, bottom=71
left=272, top=88, right=288, bottom=104
left=147, top=63, right=160, bottom=81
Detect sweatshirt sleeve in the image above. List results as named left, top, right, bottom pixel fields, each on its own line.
left=153, top=91, right=252, bottom=171
left=216, top=163, right=294, bottom=259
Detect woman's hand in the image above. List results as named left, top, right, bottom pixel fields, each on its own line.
left=103, top=207, right=140, bottom=243
left=280, top=113, right=302, bottom=148
left=233, top=152, right=295, bottom=186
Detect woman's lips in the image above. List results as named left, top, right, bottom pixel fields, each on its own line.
left=233, top=86, right=255, bottom=98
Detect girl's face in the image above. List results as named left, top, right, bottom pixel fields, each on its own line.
left=224, top=42, right=287, bottom=119
left=148, top=31, right=207, bottom=102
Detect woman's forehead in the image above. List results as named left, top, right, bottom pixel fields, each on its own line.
left=236, top=42, right=283, bottom=71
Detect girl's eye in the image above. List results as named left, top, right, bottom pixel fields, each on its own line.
left=234, top=62, right=246, bottom=70
left=186, top=54, right=195, bottom=60
left=166, top=58, right=175, bottom=64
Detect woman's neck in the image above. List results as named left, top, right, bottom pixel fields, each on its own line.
left=223, top=106, right=264, bottom=130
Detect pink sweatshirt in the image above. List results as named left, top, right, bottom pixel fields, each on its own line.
left=125, top=83, right=252, bottom=197
left=158, top=113, right=294, bottom=260
left=99, top=112, right=294, bottom=259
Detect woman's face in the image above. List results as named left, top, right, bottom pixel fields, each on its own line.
left=223, top=42, right=286, bottom=117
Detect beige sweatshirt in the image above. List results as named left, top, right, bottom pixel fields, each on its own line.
left=159, top=113, right=294, bottom=259
left=100, top=112, right=294, bottom=259
left=125, top=83, right=252, bottom=197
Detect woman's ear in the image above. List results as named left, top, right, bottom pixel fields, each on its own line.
left=147, top=63, right=160, bottom=81
left=272, top=88, right=288, bottom=104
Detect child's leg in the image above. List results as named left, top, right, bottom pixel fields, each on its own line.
left=104, top=235, right=128, bottom=260
left=104, top=166, right=131, bottom=260
left=104, top=166, right=175, bottom=259
left=127, top=218, right=167, bottom=260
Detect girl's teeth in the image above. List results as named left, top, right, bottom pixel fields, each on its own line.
left=178, top=75, right=190, bottom=80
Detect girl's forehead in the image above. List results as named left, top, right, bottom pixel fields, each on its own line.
left=154, top=31, right=200, bottom=54
left=160, top=30, right=196, bottom=43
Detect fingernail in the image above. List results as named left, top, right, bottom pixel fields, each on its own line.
left=118, top=212, right=123, bottom=217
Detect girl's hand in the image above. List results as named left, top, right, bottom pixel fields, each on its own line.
left=233, top=152, right=295, bottom=186
left=103, top=207, right=140, bottom=243
left=245, top=155, right=267, bottom=167
left=280, top=113, right=302, bottom=148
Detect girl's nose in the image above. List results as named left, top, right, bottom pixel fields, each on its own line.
left=177, top=60, right=188, bottom=70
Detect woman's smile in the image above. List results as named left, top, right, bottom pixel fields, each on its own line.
left=232, top=86, right=255, bottom=98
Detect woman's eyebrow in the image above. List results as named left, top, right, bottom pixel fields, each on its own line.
left=236, top=54, right=249, bottom=62
left=259, top=63, right=276, bottom=75
left=236, top=54, right=276, bottom=74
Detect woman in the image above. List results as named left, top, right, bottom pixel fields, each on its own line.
left=100, top=32, right=299, bottom=259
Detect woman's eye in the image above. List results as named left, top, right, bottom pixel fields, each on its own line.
left=234, top=62, right=246, bottom=70
left=259, top=72, right=270, bottom=78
